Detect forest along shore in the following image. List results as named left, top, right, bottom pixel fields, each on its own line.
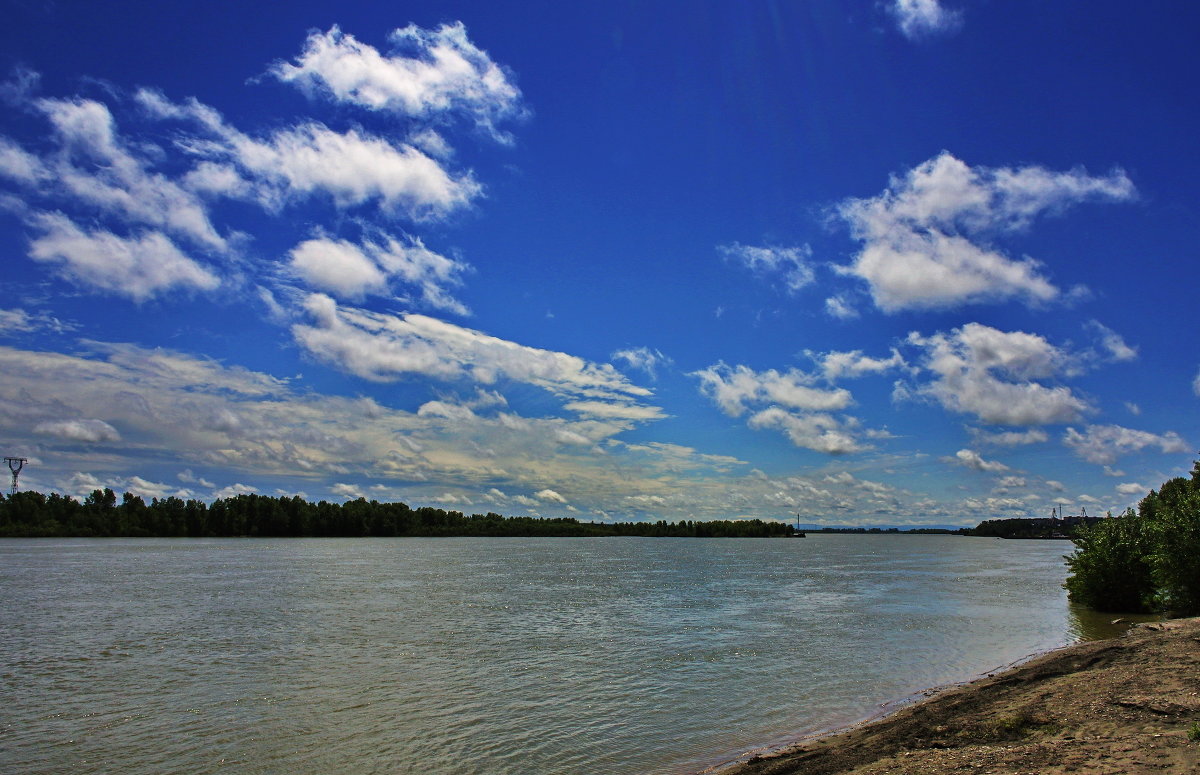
left=713, top=618, right=1200, bottom=775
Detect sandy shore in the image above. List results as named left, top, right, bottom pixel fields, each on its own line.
left=714, top=618, right=1200, bottom=775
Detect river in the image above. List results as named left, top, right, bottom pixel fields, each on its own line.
left=0, top=535, right=1091, bottom=774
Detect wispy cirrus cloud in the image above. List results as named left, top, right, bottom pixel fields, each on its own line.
left=834, top=152, right=1135, bottom=312
left=292, top=294, right=656, bottom=415
left=968, top=428, right=1049, bottom=447
left=612, top=346, right=672, bottom=380
left=718, top=242, right=815, bottom=294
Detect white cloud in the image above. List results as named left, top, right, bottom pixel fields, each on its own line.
left=692, top=362, right=879, bottom=454
left=947, top=448, right=1010, bottom=473
left=906, top=323, right=1090, bottom=426
left=213, top=482, right=257, bottom=500
left=612, top=346, right=672, bottom=380
left=0, top=307, right=74, bottom=335
left=0, top=308, right=35, bottom=334
left=290, top=237, right=388, bottom=299
left=969, top=428, right=1049, bottom=447
left=136, top=89, right=482, bottom=221
left=535, top=488, right=567, bottom=503
left=0, top=136, right=49, bottom=183
left=748, top=407, right=866, bottom=455
left=331, top=482, right=366, bottom=500
left=178, top=468, right=215, bottom=489
left=270, top=23, right=525, bottom=143
left=889, top=0, right=963, bottom=39
left=33, top=418, right=121, bottom=443
left=293, top=294, right=655, bottom=411
left=718, top=243, right=815, bottom=293
left=1086, top=320, right=1138, bottom=362
left=824, top=295, right=859, bottom=320
left=693, top=362, right=851, bottom=416
left=1193, top=367, right=1200, bottom=397
left=835, top=152, right=1135, bottom=312
left=226, top=123, right=481, bottom=219
left=1063, top=424, right=1189, bottom=466
left=30, top=97, right=226, bottom=249
left=808, top=348, right=908, bottom=382
left=1116, top=482, right=1145, bottom=495
left=28, top=213, right=220, bottom=301
left=289, top=233, right=474, bottom=312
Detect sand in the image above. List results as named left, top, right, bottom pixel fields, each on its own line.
left=714, top=618, right=1200, bottom=775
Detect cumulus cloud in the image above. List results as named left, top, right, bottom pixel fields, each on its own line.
left=24, top=96, right=226, bottom=249
left=905, top=323, right=1090, bottom=426
left=138, top=90, right=482, bottom=220
left=835, top=152, right=1135, bottom=312
left=693, top=362, right=879, bottom=454
left=748, top=407, right=867, bottom=455
left=1063, top=424, right=1189, bottom=466
left=693, top=362, right=851, bottom=416
left=534, top=488, right=567, bottom=503
left=28, top=213, right=220, bottom=301
left=270, top=23, right=525, bottom=143
left=287, top=233, right=472, bottom=313
left=718, top=242, right=815, bottom=293
left=33, top=418, right=121, bottom=443
left=1115, top=482, right=1145, bottom=495
left=808, top=348, right=908, bottom=382
left=290, top=237, right=388, bottom=298
left=213, top=482, right=257, bottom=500
left=947, top=448, right=1010, bottom=473
left=226, top=123, right=481, bottom=218
left=889, top=0, right=963, bottom=39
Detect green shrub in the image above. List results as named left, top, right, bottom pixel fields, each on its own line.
left=1065, top=462, right=1200, bottom=615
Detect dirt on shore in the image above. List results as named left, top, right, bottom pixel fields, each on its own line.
left=719, top=618, right=1200, bottom=775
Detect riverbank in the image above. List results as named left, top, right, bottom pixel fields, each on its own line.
left=714, top=618, right=1200, bottom=775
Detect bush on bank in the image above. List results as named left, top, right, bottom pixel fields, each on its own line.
left=1065, top=461, right=1200, bottom=614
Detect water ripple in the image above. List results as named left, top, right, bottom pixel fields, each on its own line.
left=0, top=536, right=1074, bottom=775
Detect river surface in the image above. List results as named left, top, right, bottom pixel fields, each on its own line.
left=1, top=535, right=1095, bottom=774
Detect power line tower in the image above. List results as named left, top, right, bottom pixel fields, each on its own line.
left=5, top=457, right=27, bottom=496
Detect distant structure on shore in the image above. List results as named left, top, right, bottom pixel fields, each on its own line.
left=5, top=457, right=27, bottom=496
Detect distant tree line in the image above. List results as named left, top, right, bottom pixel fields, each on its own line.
left=0, top=488, right=797, bottom=539
left=963, top=516, right=1102, bottom=539
left=1064, top=462, right=1200, bottom=614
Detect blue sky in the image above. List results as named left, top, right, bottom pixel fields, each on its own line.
left=1, top=0, right=1197, bottom=525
